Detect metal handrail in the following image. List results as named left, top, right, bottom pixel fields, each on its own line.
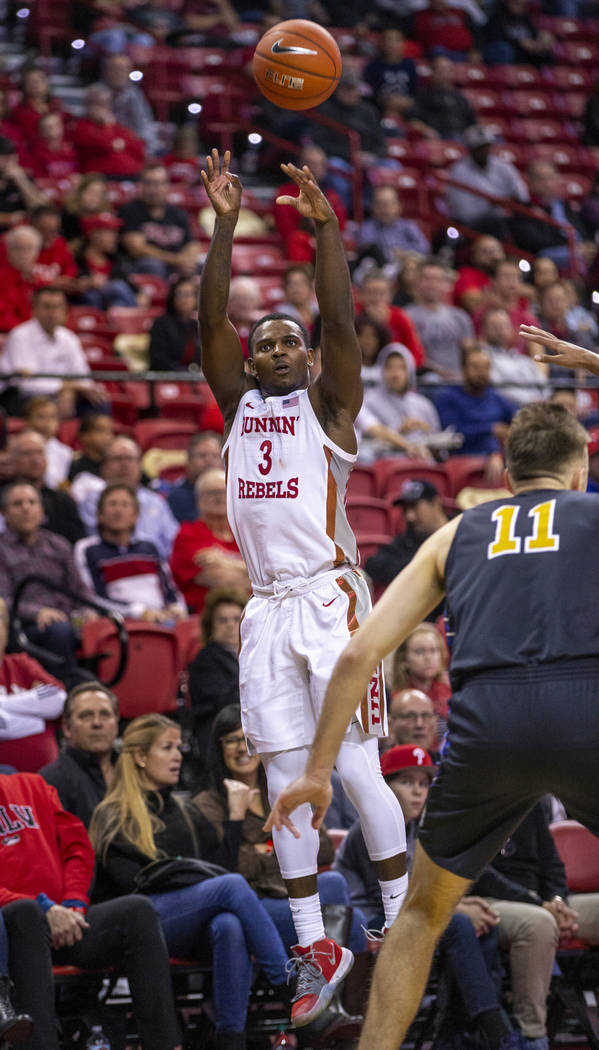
left=10, top=576, right=129, bottom=687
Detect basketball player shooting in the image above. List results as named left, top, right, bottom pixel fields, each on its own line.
left=199, top=149, right=407, bottom=1027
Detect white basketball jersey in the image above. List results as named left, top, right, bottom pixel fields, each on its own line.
left=223, top=387, right=358, bottom=590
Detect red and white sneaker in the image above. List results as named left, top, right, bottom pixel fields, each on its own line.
left=287, top=938, right=354, bottom=1028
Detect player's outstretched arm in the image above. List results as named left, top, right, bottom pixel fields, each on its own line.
left=520, top=324, right=599, bottom=377
left=277, top=163, right=362, bottom=421
left=199, top=149, right=251, bottom=420
left=264, top=517, right=460, bottom=838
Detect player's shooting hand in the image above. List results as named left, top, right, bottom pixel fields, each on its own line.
left=276, top=164, right=335, bottom=224
left=263, top=773, right=333, bottom=838
left=201, top=149, right=242, bottom=217
left=519, top=325, right=595, bottom=371
left=46, top=905, right=89, bottom=949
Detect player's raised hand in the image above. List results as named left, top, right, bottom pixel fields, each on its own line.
left=276, top=163, right=335, bottom=224
left=519, top=324, right=596, bottom=371
left=201, top=149, right=242, bottom=216
left=263, top=772, right=333, bottom=838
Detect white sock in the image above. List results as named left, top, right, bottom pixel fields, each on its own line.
left=289, top=892, right=326, bottom=948
left=379, top=874, right=409, bottom=928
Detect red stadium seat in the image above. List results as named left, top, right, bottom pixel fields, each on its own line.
left=134, top=419, right=198, bottom=453
left=346, top=498, right=395, bottom=536
left=461, top=87, right=508, bottom=117
left=80, top=620, right=180, bottom=720
left=347, top=466, right=377, bottom=499
left=510, top=118, right=576, bottom=144
left=491, top=64, right=542, bottom=87
left=154, top=382, right=206, bottom=425
left=175, top=616, right=202, bottom=673
left=129, top=274, right=169, bottom=306
left=231, top=244, right=287, bottom=277
left=506, top=89, right=559, bottom=118
left=373, top=460, right=450, bottom=501
left=107, top=306, right=162, bottom=334
left=355, top=532, right=393, bottom=565
left=443, top=455, right=491, bottom=498
left=550, top=820, right=599, bottom=893
left=68, top=306, right=109, bottom=334
left=555, top=41, right=599, bottom=66
left=542, top=66, right=595, bottom=91
left=552, top=92, right=587, bottom=120
left=0, top=724, right=59, bottom=772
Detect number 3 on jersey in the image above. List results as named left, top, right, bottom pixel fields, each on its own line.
left=258, top=440, right=272, bottom=476
left=487, top=499, right=560, bottom=559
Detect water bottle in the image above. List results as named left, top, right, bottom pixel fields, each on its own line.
left=85, top=1025, right=110, bottom=1049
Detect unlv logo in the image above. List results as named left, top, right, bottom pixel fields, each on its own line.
left=412, top=747, right=427, bottom=765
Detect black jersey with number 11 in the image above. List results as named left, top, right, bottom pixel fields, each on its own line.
left=444, top=489, right=599, bottom=687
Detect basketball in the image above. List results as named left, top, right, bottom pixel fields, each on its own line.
left=252, top=19, right=342, bottom=111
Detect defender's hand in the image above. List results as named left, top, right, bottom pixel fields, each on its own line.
left=276, top=163, right=335, bottom=224
left=263, top=773, right=333, bottom=837
left=519, top=325, right=593, bottom=371
left=201, top=149, right=242, bottom=217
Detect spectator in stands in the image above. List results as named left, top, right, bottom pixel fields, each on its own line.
left=405, top=258, right=474, bottom=381
left=334, top=745, right=519, bottom=1050
left=27, top=113, right=78, bottom=180
left=409, top=55, right=475, bottom=141
left=0, top=596, right=66, bottom=744
left=537, top=280, right=597, bottom=352
left=30, top=204, right=78, bottom=295
left=412, top=0, right=476, bottom=59
left=90, top=713, right=291, bottom=1050
left=511, top=161, right=593, bottom=273
left=75, top=482, right=185, bottom=622
left=387, top=689, right=438, bottom=752
left=0, top=137, right=45, bottom=234
left=163, top=125, right=203, bottom=185
left=0, top=89, right=21, bottom=154
left=479, top=309, right=549, bottom=405
left=195, top=704, right=369, bottom=960
left=0, top=224, right=42, bottom=333
left=356, top=270, right=426, bottom=368
left=98, top=53, right=157, bottom=154
left=356, top=344, right=441, bottom=463
left=8, top=430, right=85, bottom=545
left=0, top=287, right=106, bottom=416
left=472, top=259, right=537, bottom=346
left=358, top=185, right=430, bottom=268
left=473, top=802, right=599, bottom=1050
left=41, top=681, right=119, bottom=827
left=227, top=276, right=263, bottom=358
left=9, top=67, right=63, bottom=142
left=167, top=431, right=223, bottom=524
left=391, top=623, right=451, bottom=748
left=530, top=256, right=559, bottom=306
left=483, top=0, right=555, bottom=65
left=0, top=481, right=92, bottom=681
left=393, top=251, right=422, bottom=308
left=148, top=276, right=200, bottom=371
left=362, top=28, right=417, bottom=116
left=68, top=413, right=114, bottom=483
left=119, top=161, right=199, bottom=279
left=277, top=264, right=318, bottom=334
left=274, top=145, right=347, bottom=262
left=310, top=72, right=386, bottom=208
left=61, top=173, right=111, bottom=244
left=355, top=315, right=392, bottom=391
left=436, top=346, right=515, bottom=483
left=447, top=125, right=528, bottom=239
left=365, top=479, right=448, bottom=608
left=24, top=397, right=73, bottom=489
left=453, top=234, right=505, bottom=314
left=72, top=436, right=179, bottom=561
left=170, top=468, right=250, bottom=614
left=75, top=212, right=138, bottom=309
left=187, top=589, right=245, bottom=760
left=74, top=85, right=146, bottom=179
left=1, top=770, right=182, bottom=1050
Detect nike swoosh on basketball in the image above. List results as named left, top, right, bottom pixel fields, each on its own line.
left=322, top=597, right=338, bottom=607
left=271, top=39, right=318, bottom=55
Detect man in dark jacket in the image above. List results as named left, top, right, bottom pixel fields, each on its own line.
left=473, top=802, right=599, bottom=1050
left=41, top=681, right=119, bottom=826
left=511, top=161, right=592, bottom=272
left=189, top=588, right=246, bottom=760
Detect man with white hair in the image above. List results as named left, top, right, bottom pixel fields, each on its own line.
left=227, top=276, right=263, bottom=356
left=0, top=224, right=42, bottom=332
left=0, top=286, right=105, bottom=416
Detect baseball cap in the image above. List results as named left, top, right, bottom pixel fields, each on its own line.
left=464, top=124, right=496, bottom=149
left=380, top=745, right=436, bottom=779
left=393, top=479, right=440, bottom=506
left=81, top=212, right=123, bottom=234
left=588, top=428, right=599, bottom=458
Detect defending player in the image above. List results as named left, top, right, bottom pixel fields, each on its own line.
left=267, top=400, right=599, bottom=1050
left=198, top=150, right=407, bottom=1027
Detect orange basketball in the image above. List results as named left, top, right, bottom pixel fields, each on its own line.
left=253, top=19, right=342, bottom=111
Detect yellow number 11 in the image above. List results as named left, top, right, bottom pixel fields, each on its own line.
left=488, top=500, right=560, bottom=560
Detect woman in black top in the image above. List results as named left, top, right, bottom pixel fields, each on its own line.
left=148, top=277, right=200, bottom=371
left=89, top=714, right=290, bottom=1050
